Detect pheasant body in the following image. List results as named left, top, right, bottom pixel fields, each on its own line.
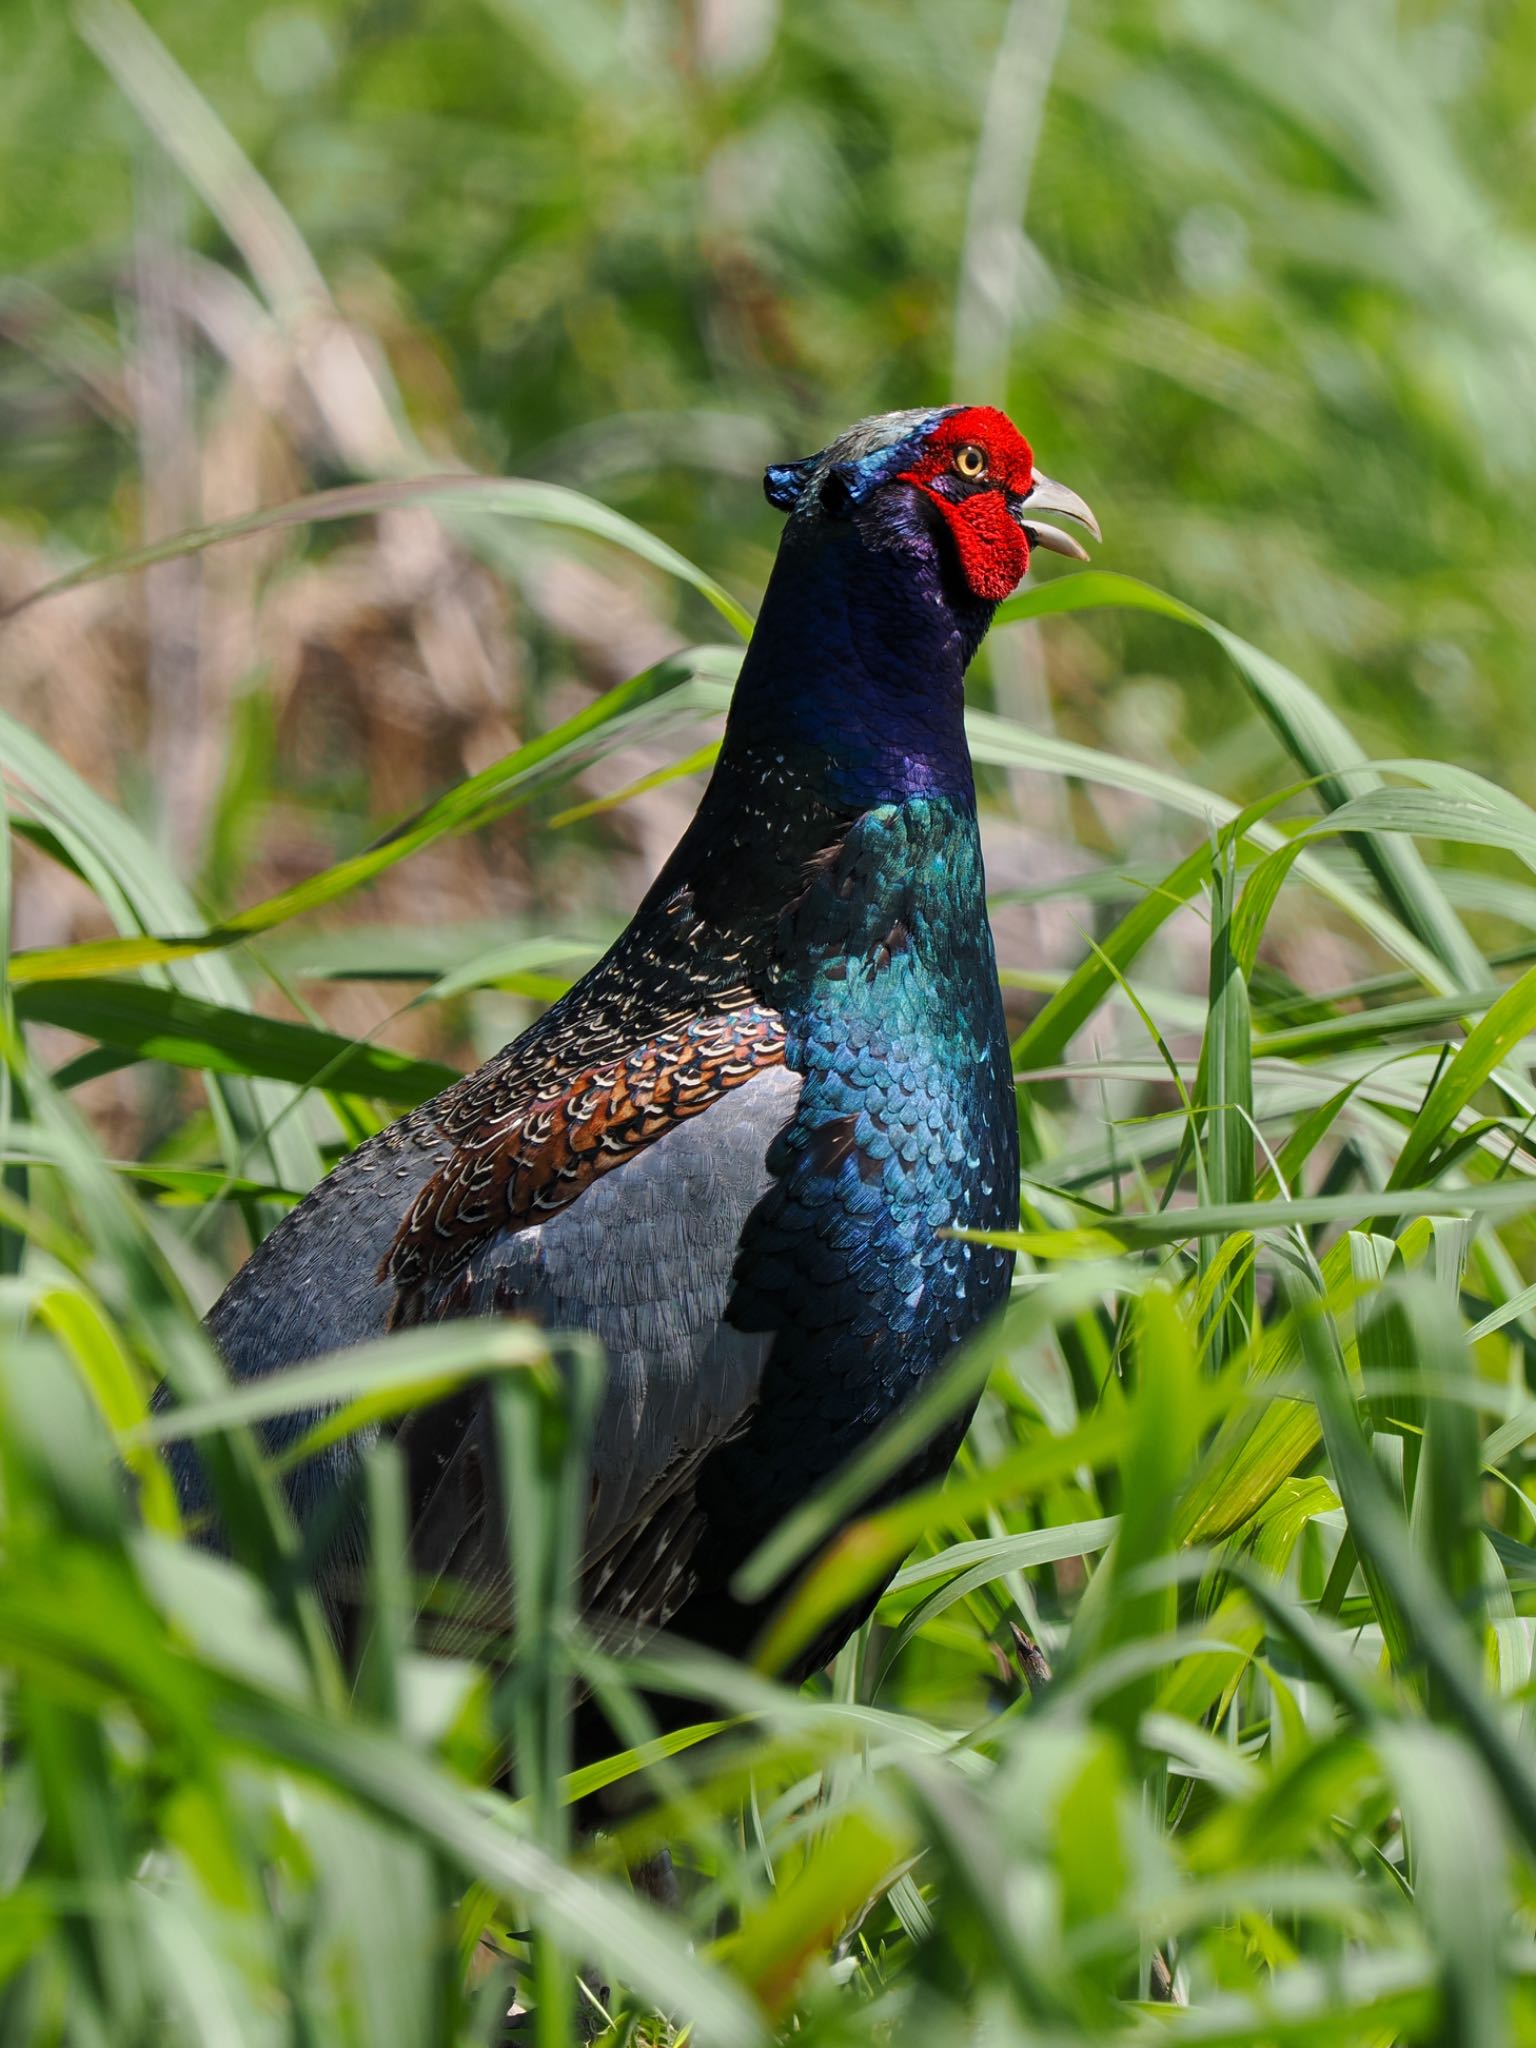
left=185, top=403, right=1098, bottom=1696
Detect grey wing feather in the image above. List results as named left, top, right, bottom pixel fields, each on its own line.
left=206, top=1108, right=451, bottom=1371
left=405, top=1064, right=802, bottom=1634
left=186, top=1106, right=452, bottom=1526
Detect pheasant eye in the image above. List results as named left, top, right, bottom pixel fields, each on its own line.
left=953, top=443, right=988, bottom=481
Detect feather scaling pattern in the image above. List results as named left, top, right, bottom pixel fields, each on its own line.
left=388, top=999, right=787, bottom=1319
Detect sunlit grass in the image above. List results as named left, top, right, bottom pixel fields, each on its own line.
left=9, top=0, right=1536, bottom=2039
left=8, top=462, right=1536, bottom=2041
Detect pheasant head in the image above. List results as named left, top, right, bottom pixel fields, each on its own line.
left=764, top=404, right=1099, bottom=605
left=723, top=406, right=1098, bottom=805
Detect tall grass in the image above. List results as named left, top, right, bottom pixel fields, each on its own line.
left=8, top=1, right=1536, bottom=2041
left=8, top=442, right=1536, bottom=2043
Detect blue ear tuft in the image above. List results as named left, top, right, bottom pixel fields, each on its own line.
left=764, top=454, right=820, bottom=512
left=820, top=463, right=857, bottom=519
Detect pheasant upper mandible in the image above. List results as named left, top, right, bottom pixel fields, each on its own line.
left=186, top=404, right=1099, bottom=1714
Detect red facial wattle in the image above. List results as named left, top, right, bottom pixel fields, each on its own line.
left=932, top=487, right=1033, bottom=603
left=897, top=404, right=1040, bottom=603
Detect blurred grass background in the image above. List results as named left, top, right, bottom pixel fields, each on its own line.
left=11, top=1, right=1536, bottom=2042
left=14, top=0, right=1536, bottom=1117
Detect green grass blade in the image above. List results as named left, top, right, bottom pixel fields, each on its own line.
left=14, top=977, right=457, bottom=1104
left=7, top=649, right=735, bottom=985
left=2, top=472, right=754, bottom=639
left=997, top=570, right=1485, bottom=987
left=1387, top=961, right=1536, bottom=1190
left=1202, top=837, right=1255, bottom=1366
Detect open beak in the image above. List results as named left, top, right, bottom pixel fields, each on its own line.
left=1014, top=471, right=1101, bottom=562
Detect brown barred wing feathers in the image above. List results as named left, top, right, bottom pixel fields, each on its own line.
left=385, top=1001, right=787, bottom=1324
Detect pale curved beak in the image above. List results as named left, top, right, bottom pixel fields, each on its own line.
left=1014, top=470, right=1101, bottom=561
